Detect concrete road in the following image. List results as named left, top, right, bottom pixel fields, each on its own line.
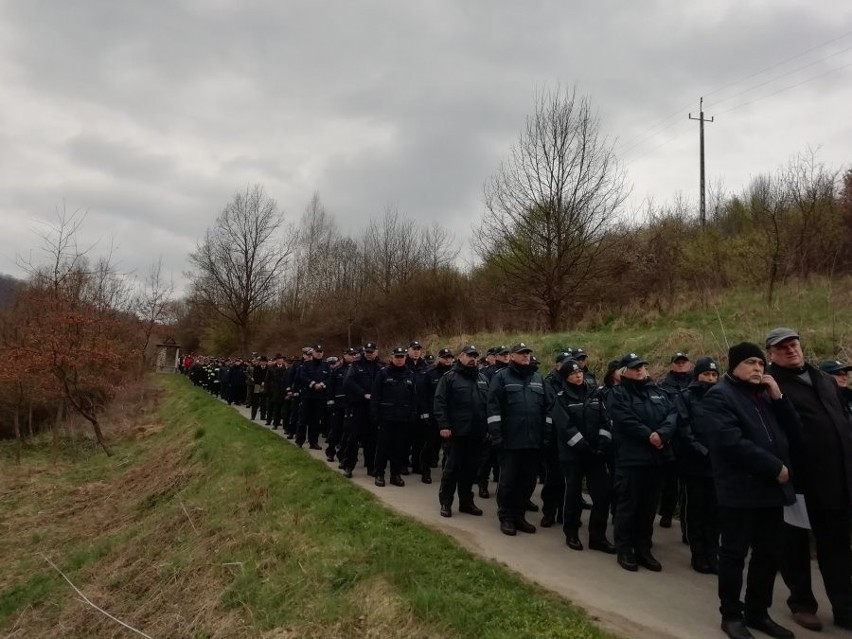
left=232, top=403, right=840, bottom=639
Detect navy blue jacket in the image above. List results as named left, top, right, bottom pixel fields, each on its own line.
left=343, top=357, right=382, bottom=406
left=673, top=381, right=714, bottom=477
left=297, top=358, right=331, bottom=401
left=702, top=375, right=798, bottom=508
left=433, top=362, right=488, bottom=438
left=371, top=363, right=417, bottom=424
left=487, top=363, right=552, bottom=450
left=607, top=377, right=677, bottom=467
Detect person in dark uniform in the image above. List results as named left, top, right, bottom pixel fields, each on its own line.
left=607, top=352, right=677, bottom=572
left=703, top=342, right=798, bottom=639
left=658, top=352, right=692, bottom=529
left=265, top=354, right=288, bottom=428
left=551, top=358, right=615, bottom=554
left=766, top=327, right=852, bottom=633
left=434, top=344, right=488, bottom=517
left=422, top=347, right=454, bottom=483
left=284, top=349, right=311, bottom=438
left=341, top=342, right=382, bottom=478
left=372, top=346, right=417, bottom=487
left=819, top=359, right=852, bottom=417
left=406, top=340, right=431, bottom=477
left=226, top=358, right=247, bottom=406
left=674, top=356, right=720, bottom=574
left=325, top=348, right=355, bottom=462
left=487, top=342, right=552, bottom=536
left=249, top=355, right=269, bottom=421
left=571, top=347, right=597, bottom=388
left=478, top=345, right=509, bottom=498
left=296, top=345, right=331, bottom=449
left=540, top=351, right=572, bottom=527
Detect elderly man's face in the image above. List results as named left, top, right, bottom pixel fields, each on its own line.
left=733, top=357, right=765, bottom=384
left=768, top=338, right=804, bottom=368
left=510, top=351, right=531, bottom=365
left=496, top=352, right=510, bottom=364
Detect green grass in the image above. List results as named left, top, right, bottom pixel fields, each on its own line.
left=430, top=276, right=851, bottom=378
left=0, top=377, right=615, bottom=638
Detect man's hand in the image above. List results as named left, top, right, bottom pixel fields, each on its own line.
left=777, top=464, right=789, bottom=484
left=364, top=393, right=371, bottom=400
left=762, top=375, right=783, bottom=400
left=649, top=432, right=663, bottom=449
left=439, top=428, right=452, bottom=439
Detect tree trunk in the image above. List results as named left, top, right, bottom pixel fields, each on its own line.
left=27, top=402, right=34, bottom=439
left=14, top=410, right=22, bottom=464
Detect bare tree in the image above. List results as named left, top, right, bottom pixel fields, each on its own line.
left=188, top=185, right=292, bottom=351
left=420, top=222, right=461, bottom=272
left=135, top=256, right=175, bottom=365
left=475, top=85, right=629, bottom=330
left=363, top=205, right=421, bottom=294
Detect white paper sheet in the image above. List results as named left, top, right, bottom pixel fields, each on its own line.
left=783, top=494, right=811, bottom=530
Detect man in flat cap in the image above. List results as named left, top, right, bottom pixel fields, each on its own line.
left=766, top=327, right=852, bottom=632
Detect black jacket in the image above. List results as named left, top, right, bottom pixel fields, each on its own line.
left=297, top=358, right=332, bottom=400
left=487, top=363, right=552, bottom=450
left=607, top=377, right=677, bottom=467
left=407, top=356, right=432, bottom=418
left=550, top=380, right=612, bottom=466
left=702, top=374, right=798, bottom=508
left=433, top=362, right=488, bottom=438
left=673, top=381, right=714, bottom=477
left=264, top=363, right=288, bottom=400
left=371, top=363, right=417, bottom=424
left=343, top=357, right=382, bottom=406
left=661, top=371, right=692, bottom=394
left=769, top=363, right=852, bottom=510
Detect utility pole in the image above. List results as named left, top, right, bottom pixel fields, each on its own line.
left=689, top=97, right=714, bottom=225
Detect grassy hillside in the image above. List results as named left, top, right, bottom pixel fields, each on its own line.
left=1, top=377, right=613, bottom=639
left=426, top=276, right=851, bottom=378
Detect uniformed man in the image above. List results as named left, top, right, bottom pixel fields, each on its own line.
left=422, top=347, right=454, bottom=483
left=406, top=340, right=431, bottom=476
left=325, top=348, right=355, bottom=462
left=434, top=344, right=488, bottom=517
left=341, top=342, right=382, bottom=478
left=265, top=353, right=288, bottom=428
left=372, top=346, right=418, bottom=487
left=820, top=359, right=852, bottom=416
left=296, top=344, right=331, bottom=449
left=478, top=345, right=510, bottom=498
left=487, top=342, right=552, bottom=536
left=249, top=355, right=269, bottom=421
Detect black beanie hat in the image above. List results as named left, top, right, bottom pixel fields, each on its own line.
left=727, top=342, right=766, bottom=373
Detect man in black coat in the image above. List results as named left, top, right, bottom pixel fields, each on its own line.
left=325, top=348, right=355, bottom=463
left=433, top=345, right=488, bottom=517
left=766, top=327, right=852, bottom=633
left=264, top=354, right=288, bottom=428
left=478, top=345, right=509, bottom=497
left=296, top=345, right=331, bottom=449
left=703, top=341, right=797, bottom=639
left=422, top=347, right=454, bottom=484
left=372, top=346, right=418, bottom=487
left=658, top=352, right=692, bottom=529
left=341, top=342, right=382, bottom=478
left=406, top=340, right=431, bottom=476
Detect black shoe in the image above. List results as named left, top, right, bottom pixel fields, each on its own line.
left=743, top=615, right=796, bottom=639
left=440, top=504, right=452, bottom=518
left=458, top=502, right=483, bottom=516
left=515, top=518, right=536, bottom=534
left=691, top=555, right=713, bottom=574
left=636, top=549, right=662, bottom=572
left=588, top=538, right=617, bottom=554
left=834, top=616, right=852, bottom=631
left=366, top=467, right=375, bottom=477
left=286, top=433, right=295, bottom=439
left=565, top=535, right=583, bottom=551
left=721, top=619, right=755, bottom=639
left=478, top=483, right=490, bottom=499
left=326, top=454, right=336, bottom=462
left=309, top=443, right=322, bottom=450
left=343, top=468, right=353, bottom=478
left=421, top=472, right=432, bottom=484
left=500, top=520, right=517, bottom=536
left=540, top=514, right=555, bottom=528
left=400, top=468, right=410, bottom=476
left=374, top=475, right=386, bottom=487
left=525, top=500, right=539, bottom=513
left=389, top=475, right=405, bottom=487
left=659, top=515, right=672, bottom=528
left=581, top=497, right=592, bottom=510
left=617, top=551, right=638, bottom=572
left=743, top=615, right=794, bottom=638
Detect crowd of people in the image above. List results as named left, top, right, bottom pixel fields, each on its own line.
left=181, top=328, right=852, bottom=639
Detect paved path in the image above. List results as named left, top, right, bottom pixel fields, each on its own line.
left=231, top=403, right=839, bottom=639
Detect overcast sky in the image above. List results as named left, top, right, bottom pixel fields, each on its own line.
left=1, top=1, right=850, bottom=292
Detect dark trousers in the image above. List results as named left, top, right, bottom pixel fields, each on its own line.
left=325, top=401, right=346, bottom=458
left=408, top=416, right=428, bottom=472
left=342, top=405, right=376, bottom=473
left=659, top=460, right=679, bottom=519
left=563, top=456, right=611, bottom=542
left=477, top=442, right=500, bottom=484
left=297, top=398, right=324, bottom=446
left=496, top=449, right=540, bottom=522
left=439, top=436, right=482, bottom=506
left=285, top=396, right=299, bottom=435
left=420, top=419, right=441, bottom=473
left=374, top=420, right=409, bottom=477
left=540, top=442, right=564, bottom=519
left=718, top=506, right=783, bottom=621
left=250, top=392, right=266, bottom=421
left=613, top=466, right=664, bottom=554
left=682, top=474, right=718, bottom=560
left=266, top=396, right=282, bottom=426
left=782, top=508, right=852, bottom=621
